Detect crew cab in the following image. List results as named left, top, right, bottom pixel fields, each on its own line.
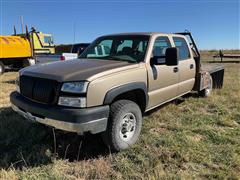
left=10, top=32, right=224, bottom=151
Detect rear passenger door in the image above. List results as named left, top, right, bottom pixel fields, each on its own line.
left=173, top=37, right=195, bottom=95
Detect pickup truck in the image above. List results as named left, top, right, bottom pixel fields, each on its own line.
left=10, top=32, right=224, bottom=151
left=36, top=43, right=90, bottom=63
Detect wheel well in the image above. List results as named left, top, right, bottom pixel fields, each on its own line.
left=111, top=89, right=147, bottom=113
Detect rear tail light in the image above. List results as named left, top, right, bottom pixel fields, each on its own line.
left=60, top=55, right=65, bottom=61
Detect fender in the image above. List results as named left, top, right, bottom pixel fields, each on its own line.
left=103, top=82, right=148, bottom=105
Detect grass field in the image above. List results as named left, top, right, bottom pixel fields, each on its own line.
left=0, top=60, right=240, bottom=179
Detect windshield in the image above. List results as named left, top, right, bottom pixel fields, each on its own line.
left=44, top=36, right=53, bottom=44
left=79, top=35, right=150, bottom=63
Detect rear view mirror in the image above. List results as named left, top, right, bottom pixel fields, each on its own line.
left=78, top=47, right=86, bottom=55
left=165, top=47, right=178, bottom=66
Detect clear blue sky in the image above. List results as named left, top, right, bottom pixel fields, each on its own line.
left=1, top=0, right=239, bottom=49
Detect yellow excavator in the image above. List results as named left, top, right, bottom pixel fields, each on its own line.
left=0, top=27, right=55, bottom=74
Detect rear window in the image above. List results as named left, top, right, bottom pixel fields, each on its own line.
left=173, top=37, right=190, bottom=60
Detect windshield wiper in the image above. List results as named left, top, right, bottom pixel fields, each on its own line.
left=103, top=55, right=122, bottom=60
left=84, top=56, right=137, bottom=63
left=104, top=56, right=137, bottom=63
left=84, top=56, right=121, bottom=60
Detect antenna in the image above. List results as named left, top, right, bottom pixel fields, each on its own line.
left=73, top=21, right=76, bottom=44
left=13, top=26, right=16, bottom=35
left=25, top=25, right=29, bottom=37
left=71, top=21, right=76, bottom=53
left=20, top=15, right=24, bottom=33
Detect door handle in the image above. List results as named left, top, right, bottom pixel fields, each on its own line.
left=173, top=67, right=178, bottom=73
left=190, top=64, right=194, bottom=69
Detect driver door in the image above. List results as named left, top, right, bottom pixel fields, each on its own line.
left=146, top=36, right=179, bottom=109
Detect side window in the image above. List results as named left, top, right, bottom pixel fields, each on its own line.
left=173, top=37, right=190, bottom=60
left=152, top=37, right=171, bottom=64
left=44, top=36, right=52, bottom=44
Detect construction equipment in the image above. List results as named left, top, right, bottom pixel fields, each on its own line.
left=17, top=27, right=55, bottom=54
left=0, top=36, right=32, bottom=59
left=0, top=27, right=55, bottom=74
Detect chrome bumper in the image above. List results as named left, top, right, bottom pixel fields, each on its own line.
left=11, top=104, right=108, bottom=134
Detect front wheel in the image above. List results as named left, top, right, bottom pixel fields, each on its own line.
left=101, top=100, right=142, bottom=151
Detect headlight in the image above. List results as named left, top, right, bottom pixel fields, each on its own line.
left=58, top=97, right=86, bottom=108
left=61, top=82, right=88, bottom=93
left=16, top=76, right=20, bottom=93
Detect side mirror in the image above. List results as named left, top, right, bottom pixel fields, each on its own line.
left=165, top=47, right=178, bottom=66
left=78, top=47, right=86, bottom=55
left=150, top=56, right=165, bottom=66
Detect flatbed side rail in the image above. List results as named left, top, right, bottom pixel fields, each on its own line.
left=210, top=68, right=224, bottom=89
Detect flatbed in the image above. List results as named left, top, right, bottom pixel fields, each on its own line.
left=214, top=54, right=240, bottom=59
left=201, top=64, right=224, bottom=74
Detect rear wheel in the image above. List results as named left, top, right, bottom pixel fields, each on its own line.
left=0, top=62, right=5, bottom=75
left=199, top=75, right=213, bottom=97
left=101, top=100, right=142, bottom=151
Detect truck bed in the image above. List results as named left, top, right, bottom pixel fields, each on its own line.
left=36, top=53, right=78, bottom=64
left=201, top=64, right=224, bottom=74
left=36, top=54, right=61, bottom=64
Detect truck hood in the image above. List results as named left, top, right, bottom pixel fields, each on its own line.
left=20, top=59, right=138, bottom=82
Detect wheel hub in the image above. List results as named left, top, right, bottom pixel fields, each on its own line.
left=119, top=113, right=136, bottom=141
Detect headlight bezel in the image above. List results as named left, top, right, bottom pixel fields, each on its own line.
left=59, top=81, right=89, bottom=108
left=61, top=81, right=89, bottom=94
left=58, top=96, right=86, bottom=108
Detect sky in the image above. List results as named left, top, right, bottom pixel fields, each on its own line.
left=0, top=0, right=239, bottom=49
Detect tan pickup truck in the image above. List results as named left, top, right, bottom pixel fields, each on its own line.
left=10, top=32, right=224, bottom=151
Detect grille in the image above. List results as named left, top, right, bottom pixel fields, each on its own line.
left=20, top=75, right=58, bottom=104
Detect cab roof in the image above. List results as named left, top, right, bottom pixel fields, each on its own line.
left=102, top=32, right=180, bottom=36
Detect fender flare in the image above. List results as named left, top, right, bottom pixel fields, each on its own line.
left=103, top=82, right=148, bottom=106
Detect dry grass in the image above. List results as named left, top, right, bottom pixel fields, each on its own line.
left=0, top=59, right=240, bottom=179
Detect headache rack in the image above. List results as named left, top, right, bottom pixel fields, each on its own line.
left=175, top=31, right=224, bottom=91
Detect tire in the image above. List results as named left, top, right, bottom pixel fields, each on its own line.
left=101, top=100, right=142, bottom=151
left=199, top=75, right=213, bottom=97
left=0, top=62, right=5, bottom=75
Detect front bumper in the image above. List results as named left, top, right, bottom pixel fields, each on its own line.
left=10, top=91, right=109, bottom=134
